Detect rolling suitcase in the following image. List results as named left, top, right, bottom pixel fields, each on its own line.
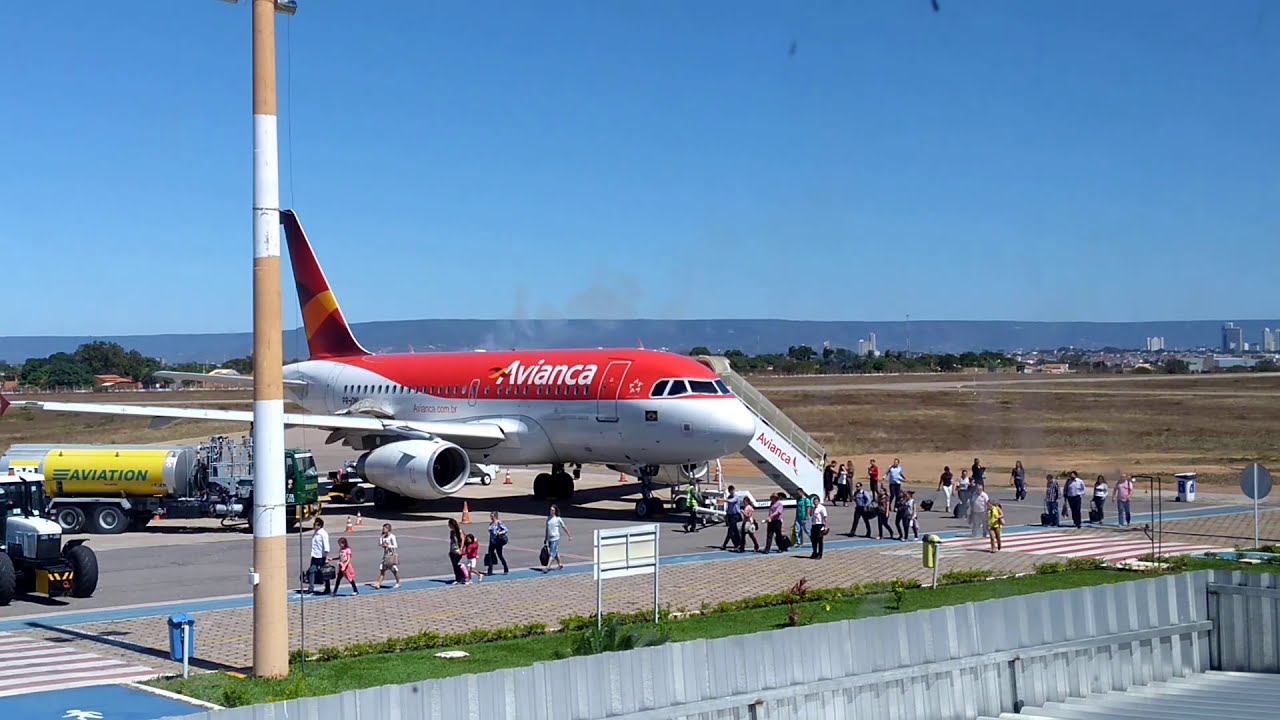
left=1040, top=512, right=1053, bottom=526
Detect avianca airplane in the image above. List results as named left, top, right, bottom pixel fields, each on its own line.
left=2, top=210, right=757, bottom=517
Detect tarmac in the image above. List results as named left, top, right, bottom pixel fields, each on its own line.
left=2, top=498, right=1275, bottom=683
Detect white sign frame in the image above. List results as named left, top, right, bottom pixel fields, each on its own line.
left=593, top=523, right=660, bottom=629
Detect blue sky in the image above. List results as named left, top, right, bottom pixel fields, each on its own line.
left=2, top=1, right=1276, bottom=335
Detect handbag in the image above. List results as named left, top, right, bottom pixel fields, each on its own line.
left=539, top=544, right=551, bottom=567
left=484, top=550, right=495, bottom=567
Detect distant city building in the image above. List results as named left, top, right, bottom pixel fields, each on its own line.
left=1145, top=336, right=1165, bottom=352
left=856, top=332, right=878, bottom=356
left=1264, top=328, right=1279, bottom=353
left=1222, top=322, right=1245, bottom=353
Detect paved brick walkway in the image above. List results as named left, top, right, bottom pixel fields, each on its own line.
left=14, top=507, right=1280, bottom=679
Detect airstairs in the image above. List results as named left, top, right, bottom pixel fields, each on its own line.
left=697, top=356, right=827, bottom=501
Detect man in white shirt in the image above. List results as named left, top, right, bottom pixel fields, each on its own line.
left=308, top=517, right=331, bottom=594
left=808, top=495, right=828, bottom=559
left=1064, top=471, right=1086, bottom=528
left=887, top=459, right=907, bottom=505
left=969, top=487, right=990, bottom=538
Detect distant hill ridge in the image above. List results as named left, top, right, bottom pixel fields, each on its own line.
left=3, top=318, right=1276, bottom=364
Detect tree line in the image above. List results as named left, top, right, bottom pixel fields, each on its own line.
left=690, top=345, right=1025, bottom=376
left=0, top=342, right=267, bottom=390
left=2, top=340, right=1272, bottom=391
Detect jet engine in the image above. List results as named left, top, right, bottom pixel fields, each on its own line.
left=355, top=439, right=471, bottom=500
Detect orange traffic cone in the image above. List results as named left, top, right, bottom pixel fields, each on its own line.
left=356, top=511, right=363, bottom=527
left=503, top=469, right=513, bottom=485
left=618, top=473, right=626, bottom=484
left=461, top=501, right=472, bottom=525
left=345, top=516, right=353, bottom=533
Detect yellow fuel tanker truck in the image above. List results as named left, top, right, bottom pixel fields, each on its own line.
left=0, top=438, right=322, bottom=535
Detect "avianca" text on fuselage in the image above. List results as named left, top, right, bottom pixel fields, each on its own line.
left=489, top=360, right=599, bottom=387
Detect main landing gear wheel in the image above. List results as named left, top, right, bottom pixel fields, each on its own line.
left=533, top=469, right=575, bottom=501
left=634, top=498, right=666, bottom=519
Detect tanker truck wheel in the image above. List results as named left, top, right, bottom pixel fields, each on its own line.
left=89, top=506, right=128, bottom=535
left=0, top=554, right=15, bottom=606
left=66, top=544, right=99, bottom=598
left=55, top=506, right=87, bottom=534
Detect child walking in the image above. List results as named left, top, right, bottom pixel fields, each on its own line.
left=988, top=501, right=1005, bottom=552
left=463, top=533, right=483, bottom=584
left=335, top=536, right=359, bottom=595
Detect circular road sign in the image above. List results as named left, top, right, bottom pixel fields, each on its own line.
left=1240, top=463, right=1273, bottom=501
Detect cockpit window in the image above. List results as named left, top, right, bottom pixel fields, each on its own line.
left=688, top=380, right=718, bottom=395
left=651, top=379, right=670, bottom=398
left=665, top=379, right=689, bottom=397
left=714, top=379, right=731, bottom=395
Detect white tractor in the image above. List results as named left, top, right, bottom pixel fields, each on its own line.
left=0, top=471, right=99, bottom=605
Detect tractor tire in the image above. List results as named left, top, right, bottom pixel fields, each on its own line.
left=66, top=544, right=99, bottom=598
left=0, top=554, right=15, bottom=606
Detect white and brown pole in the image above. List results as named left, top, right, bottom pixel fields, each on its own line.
left=240, top=0, right=296, bottom=679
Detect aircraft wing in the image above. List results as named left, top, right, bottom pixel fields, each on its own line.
left=153, top=371, right=309, bottom=389
left=1, top=397, right=506, bottom=450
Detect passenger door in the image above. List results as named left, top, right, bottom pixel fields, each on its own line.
left=595, top=360, right=632, bottom=422
left=467, top=379, right=480, bottom=408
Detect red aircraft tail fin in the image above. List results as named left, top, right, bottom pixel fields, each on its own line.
left=280, top=210, right=371, bottom=360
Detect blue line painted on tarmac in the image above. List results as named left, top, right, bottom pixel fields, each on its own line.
left=0, top=684, right=206, bottom=720
left=0, top=501, right=1261, bottom=633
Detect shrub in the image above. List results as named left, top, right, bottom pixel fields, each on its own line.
left=938, top=569, right=995, bottom=586
left=1064, top=558, right=1106, bottom=572
left=1034, top=561, right=1065, bottom=575
left=559, top=619, right=671, bottom=658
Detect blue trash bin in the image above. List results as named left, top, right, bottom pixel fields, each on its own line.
left=168, top=613, right=195, bottom=661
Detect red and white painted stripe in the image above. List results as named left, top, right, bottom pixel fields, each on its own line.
left=0, top=631, right=158, bottom=697
left=943, top=530, right=1230, bottom=563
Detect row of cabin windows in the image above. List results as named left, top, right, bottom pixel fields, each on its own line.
left=342, top=383, right=593, bottom=397
left=650, top=378, right=732, bottom=398
left=341, top=379, right=732, bottom=399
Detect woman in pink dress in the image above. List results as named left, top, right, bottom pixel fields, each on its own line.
left=335, top=536, right=359, bottom=596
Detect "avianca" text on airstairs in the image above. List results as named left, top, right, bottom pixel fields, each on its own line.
left=697, top=356, right=827, bottom=501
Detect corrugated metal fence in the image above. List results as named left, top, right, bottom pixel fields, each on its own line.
left=1207, top=568, right=1280, bottom=673
left=167, top=571, right=1234, bottom=720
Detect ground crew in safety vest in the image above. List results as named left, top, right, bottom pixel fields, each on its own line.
left=683, top=483, right=700, bottom=533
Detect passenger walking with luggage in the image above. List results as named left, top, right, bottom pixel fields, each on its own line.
left=447, top=518, right=466, bottom=584
left=763, top=493, right=787, bottom=552
left=1043, top=475, right=1061, bottom=528
left=334, top=536, right=359, bottom=595
left=740, top=500, right=761, bottom=552
left=850, top=483, right=873, bottom=537
left=956, top=469, right=972, bottom=517
left=893, top=492, right=912, bottom=541
left=374, top=523, right=400, bottom=589
left=1091, top=475, right=1109, bottom=524
left=544, top=504, right=572, bottom=570
left=486, top=511, right=510, bottom=575
left=808, top=495, right=827, bottom=559
left=306, top=517, right=331, bottom=595
left=721, top=486, right=743, bottom=551
left=834, top=464, right=849, bottom=505
left=1011, top=461, right=1027, bottom=501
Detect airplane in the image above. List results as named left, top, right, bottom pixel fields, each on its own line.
left=2, top=210, right=758, bottom=518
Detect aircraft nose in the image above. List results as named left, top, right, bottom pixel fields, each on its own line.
left=716, top=399, right=758, bottom=452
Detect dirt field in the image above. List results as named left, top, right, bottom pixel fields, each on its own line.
left=740, top=372, right=1280, bottom=487
left=4, top=374, right=1278, bottom=487
left=0, top=390, right=264, bottom=447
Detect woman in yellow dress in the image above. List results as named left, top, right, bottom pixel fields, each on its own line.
left=988, top=501, right=1004, bottom=552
